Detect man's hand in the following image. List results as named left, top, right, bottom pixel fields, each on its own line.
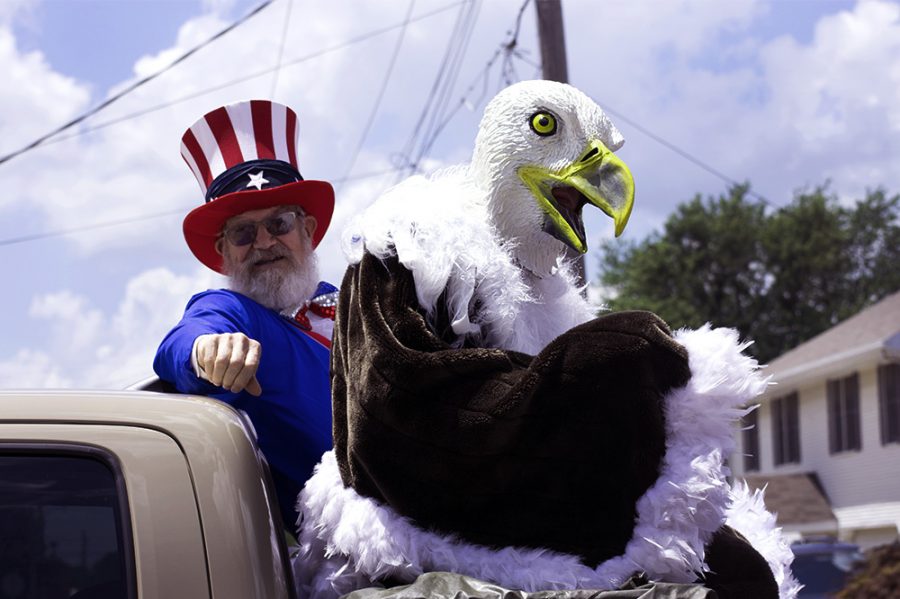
left=192, top=333, right=263, bottom=396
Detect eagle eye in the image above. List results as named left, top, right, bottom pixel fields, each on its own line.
left=529, top=111, right=557, bottom=136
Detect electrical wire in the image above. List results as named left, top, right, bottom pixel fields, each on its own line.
left=0, top=3, right=466, bottom=250
left=418, top=1, right=481, bottom=164
left=270, top=0, right=295, bottom=98
left=395, top=0, right=483, bottom=180
left=501, top=0, right=530, bottom=85
left=423, top=1, right=480, bottom=150
left=395, top=1, right=474, bottom=178
left=602, top=103, right=771, bottom=205
left=0, top=209, right=187, bottom=248
left=3, top=0, right=769, bottom=247
left=0, top=0, right=277, bottom=168
left=0, top=167, right=404, bottom=248
left=403, top=0, right=533, bottom=175
left=337, top=0, right=417, bottom=191
left=3, top=0, right=466, bottom=157
left=413, top=46, right=501, bottom=164
left=508, top=49, right=773, bottom=206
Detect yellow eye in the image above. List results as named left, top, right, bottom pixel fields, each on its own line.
left=529, top=111, right=557, bottom=136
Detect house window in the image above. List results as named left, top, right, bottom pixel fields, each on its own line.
left=879, top=363, right=900, bottom=445
left=771, top=392, right=800, bottom=465
left=742, top=409, right=760, bottom=472
left=827, top=373, right=861, bottom=453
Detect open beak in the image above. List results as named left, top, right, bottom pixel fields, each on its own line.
left=518, top=139, right=634, bottom=253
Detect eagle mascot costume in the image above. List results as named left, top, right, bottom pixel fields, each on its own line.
left=293, top=80, right=800, bottom=599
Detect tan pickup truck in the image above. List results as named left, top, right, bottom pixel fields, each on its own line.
left=0, top=389, right=296, bottom=599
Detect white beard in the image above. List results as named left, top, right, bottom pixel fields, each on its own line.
left=225, top=242, right=319, bottom=312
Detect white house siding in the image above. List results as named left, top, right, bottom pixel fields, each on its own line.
left=731, top=361, right=900, bottom=543
left=833, top=503, right=900, bottom=549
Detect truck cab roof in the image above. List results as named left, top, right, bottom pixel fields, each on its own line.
left=0, top=389, right=295, bottom=599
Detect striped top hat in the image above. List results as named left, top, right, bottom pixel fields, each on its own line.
left=180, top=99, right=334, bottom=273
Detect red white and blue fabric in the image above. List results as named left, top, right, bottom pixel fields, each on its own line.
left=180, top=99, right=301, bottom=195
left=178, top=99, right=334, bottom=274
left=286, top=282, right=338, bottom=349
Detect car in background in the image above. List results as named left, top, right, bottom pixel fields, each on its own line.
left=791, top=537, right=865, bottom=598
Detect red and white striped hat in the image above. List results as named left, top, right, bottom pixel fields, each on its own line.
left=180, top=99, right=334, bottom=273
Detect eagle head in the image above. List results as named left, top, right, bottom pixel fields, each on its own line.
left=471, top=80, right=634, bottom=277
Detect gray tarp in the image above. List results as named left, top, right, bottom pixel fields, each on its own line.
left=343, top=573, right=717, bottom=599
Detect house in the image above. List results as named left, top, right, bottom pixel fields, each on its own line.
left=729, top=290, right=900, bottom=550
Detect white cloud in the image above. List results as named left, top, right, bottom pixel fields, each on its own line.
left=751, top=0, right=900, bottom=199
left=561, top=0, right=900, bottom=248
left=0, top=0, right=35, bottom=27
left=2, top=266, right=221, bottom=389
left=0, top=349, right=72, bottom=388
left=29, top=290, right=104, bottom=355
left=0, top=25, right=90, bottom=159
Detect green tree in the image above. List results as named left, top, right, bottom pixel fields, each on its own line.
left=598, top=185, right=900, bottom=362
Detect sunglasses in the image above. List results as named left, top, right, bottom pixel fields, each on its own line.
left=221, top=211, right=302, bottom=246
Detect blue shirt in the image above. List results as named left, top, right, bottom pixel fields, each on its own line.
left=153, top=287, right=333, bottom=529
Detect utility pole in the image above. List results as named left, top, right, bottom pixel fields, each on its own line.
left=535, top=0, right=569, bottom=84
left=534, top=0, right=586, bottom=288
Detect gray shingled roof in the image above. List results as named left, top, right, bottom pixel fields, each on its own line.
left=743, top=472, right=837, bottom=526
left=764, top=290, right=900, bottom=380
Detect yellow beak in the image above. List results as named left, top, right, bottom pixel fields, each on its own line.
left=518, top=139, right=635, bottom=253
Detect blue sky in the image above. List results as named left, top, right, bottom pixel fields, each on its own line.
left=1, top=0, right=897, bottom=388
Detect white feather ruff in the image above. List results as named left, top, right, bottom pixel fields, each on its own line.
left=726, top=482, right=802, bottom=598
left=341, top=169, right=595, bottom=354
left=293, top=325, right=796, bottom=598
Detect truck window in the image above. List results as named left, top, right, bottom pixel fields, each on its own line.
left=0, top=452, right=134, bottom=599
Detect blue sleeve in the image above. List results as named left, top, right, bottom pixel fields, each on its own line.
left=153, top=290, right=256, bottom=395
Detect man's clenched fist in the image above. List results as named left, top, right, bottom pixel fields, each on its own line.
left=192, top=333, right=263, bottom=396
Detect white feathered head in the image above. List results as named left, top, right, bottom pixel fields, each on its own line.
left=471, top=80, right=634, bottom=276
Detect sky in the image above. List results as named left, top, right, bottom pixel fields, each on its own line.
left=1, top=0, right=898, bottom=389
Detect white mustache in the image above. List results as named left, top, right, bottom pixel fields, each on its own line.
left=247, top=247, right=292, bottom=265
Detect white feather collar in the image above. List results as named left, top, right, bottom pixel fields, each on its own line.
left=341, top=169, right=596, bottom=354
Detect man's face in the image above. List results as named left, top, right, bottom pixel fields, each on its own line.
left=218, top=205, right=317, bottom=270
left=216, top=205, right=319, bottom=310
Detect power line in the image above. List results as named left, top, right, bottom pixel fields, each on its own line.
left=421, top=1, right=482, bottom=162
left=397, top=0, right=483, bottom=179
left=599, top=102, right=771, bottom=206
left=0, top=167, right=404, bottom=248
left=508, top=0, right=531, bottom=44
left=424, top=1, right=481, bottom=151
left=395, top=1, right=475, bottom=178
left=0, top=0, right=277, bottom=168
left=501, top=0, right=531, bottom=85
left=507, top=50, right=773, bottom=206
left=0, top=209, right=187, bottom=248
left=413, top=47, right=500, bottom=163
left=337, top=0, right=417, bottom=191
left=0, top=3, right=467, bottom=251
left=3, top=0, right=466, bottom=159
left=270, top=0, right=295, bottom=98
left=402, top=0, right=535, bottom=175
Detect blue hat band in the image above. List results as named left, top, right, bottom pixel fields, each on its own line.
left=205, top=159, right=303, bottom=202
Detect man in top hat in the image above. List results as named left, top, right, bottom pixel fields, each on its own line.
left=154, top=100, right=336, bottom=529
